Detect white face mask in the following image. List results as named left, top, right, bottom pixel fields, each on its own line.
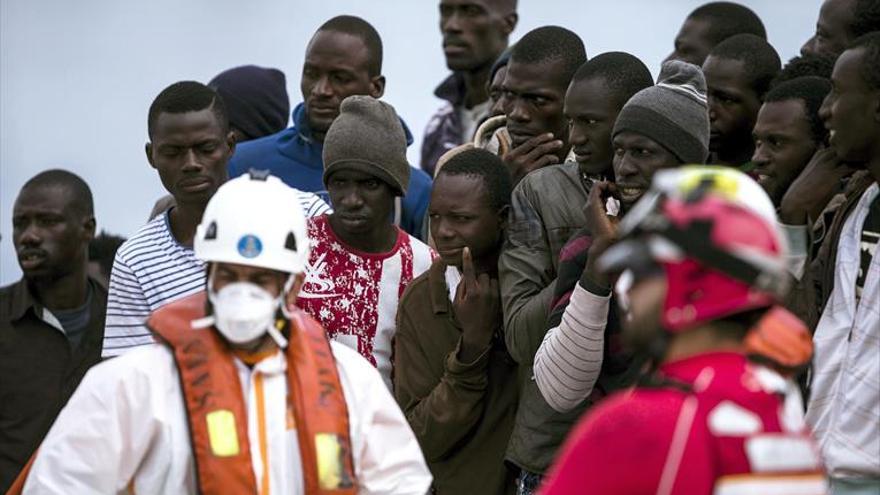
left=208, top=282, right=282, bottom=345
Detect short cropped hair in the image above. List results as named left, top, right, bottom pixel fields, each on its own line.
left=490, top=45, right=514, bottom=82
left=709, top=33, right=781, bottom=99
left=21, top=169, right=94, bottom=217
left=571, top=52, right=653, bottom=107
left=851, top=0, right=880, bottom=38
left=509, top=26, right=587, bottom=86
left=147, top=81, right=228, bottom=139
left=318, top=15, right=383, bottom=76
left=848, top=31, right=880, bottom=90
left=771, top=53, right=836, bottom=88
left=764, top=76, right=832, bottom=143
left=437, top=148, right=512, bottom=212
left=689, top=2, right=767, bottom=42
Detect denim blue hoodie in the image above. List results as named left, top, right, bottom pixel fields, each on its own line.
left=229, top=102, right=433, bottom=239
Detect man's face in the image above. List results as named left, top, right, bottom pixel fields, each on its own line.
left=620, top=274, right=667, bottom=353
left=565, top=77, right=622, bottom=177
left=703, top=55, right=762, bottom=155
left=821, top=47, right=880, bottom=163
left=503, top=58, right=570, bottom=158
left=429, top=172, right=505, bottom=268
left=665, top=17, right=715, bottom=67
left=208, top=262, right=305, bottom=350
left=612, top=131, right=681, bottom=209
left=146, top=108, right=234, bottom=207
left=752, top=100, right=819, bottom=205
left=301, top=30, right=384, bottom=137
left=487, top=65, right=508, bottom=117
left=439, top=0, right=514, bottom=72
left=210, top=262, right=288, bottom=297
left=327, top=169, right=396, bottom=237
left=801, top=0, right=857, bottom=59
left=13, top=185, right=94, bottom=281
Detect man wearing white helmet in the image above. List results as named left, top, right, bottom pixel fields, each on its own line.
left=12, top=173, right=432, bottom=495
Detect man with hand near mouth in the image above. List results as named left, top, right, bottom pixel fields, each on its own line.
left=752, top=76, right=832, bottom=207
left=395, top=148, right=517, bottom=495
left=297, top=96, right=434, bottom=390
left=1, top=170, right=106, bottom=493
left=229, top=16, right=433, bottom=239
left=500, top=26, right=586, bottom=185
left=702, top=33, right=781, bottom=169
left=497, top=59, right=653, bottom=488
left=534, top=58, right=712, bottom=409
left=787, top=33, right=880, bottom=494
left=421, top=0, right=517, bottom=177
left=506, top=59, right=709, bottom=494
left=498, top=52, right=652, bottom=380
left=101, top=81, right=236, bottom=358
left=542, top=167, right=826, bottom=495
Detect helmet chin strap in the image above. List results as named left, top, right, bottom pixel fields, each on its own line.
left=269, top=274, right=298, bottom=349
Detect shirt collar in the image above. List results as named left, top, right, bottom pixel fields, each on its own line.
left=291, top=102, right=313, bottom=142
left=8, top=277, right=96, bottom=335
left=289, top=101, right=417, bottom=147
left=8, top=278, right=39, bottom=322
left=434, top=73, right=468, bottom=107
left=659, top=351, right=747, bottom=387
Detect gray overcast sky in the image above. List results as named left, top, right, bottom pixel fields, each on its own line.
left=0, top=0, right=822, bottom=284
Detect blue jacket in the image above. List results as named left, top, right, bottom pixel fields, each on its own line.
left=229, top=103, right=433, bottom=239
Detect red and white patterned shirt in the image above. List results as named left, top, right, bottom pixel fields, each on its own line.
left=298, top=215, right=434, bottom=389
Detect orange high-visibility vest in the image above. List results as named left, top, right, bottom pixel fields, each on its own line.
left=148, top=292, right=357, bottom=494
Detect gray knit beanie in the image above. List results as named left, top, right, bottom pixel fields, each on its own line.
left=612, top=60, right=710, bottom=164
left=322, top=95, right=410, bottom=196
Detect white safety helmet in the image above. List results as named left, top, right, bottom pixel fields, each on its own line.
left=194, top=171, right=310, bottom=275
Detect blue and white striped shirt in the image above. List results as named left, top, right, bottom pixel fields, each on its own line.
left=101, top=192, right=330, bottom=357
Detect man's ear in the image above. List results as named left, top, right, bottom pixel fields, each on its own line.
left=370, top=75, right=386, bottom=98
left=226, top=130, right=237, bottom=156
left=82, top=215, right=97, bottom=242
left=502, top=13, right=518, bottom=36
left=145, top=142, right=156, bottom=170
left=285, top=272, right=305, bottom=309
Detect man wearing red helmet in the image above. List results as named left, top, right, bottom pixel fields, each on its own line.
left=541, top=167, right=827, bottom=495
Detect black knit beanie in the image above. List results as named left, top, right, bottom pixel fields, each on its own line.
left=209, top=65, right=290, bottom=141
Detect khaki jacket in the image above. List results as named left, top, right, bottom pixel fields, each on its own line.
left=394, top=261, right=520, bottom=494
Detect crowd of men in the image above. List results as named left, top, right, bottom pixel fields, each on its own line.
left=2, top=0, right=879, bottom=493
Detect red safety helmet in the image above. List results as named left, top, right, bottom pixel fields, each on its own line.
left=598, top=166, right=790, bottom=333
